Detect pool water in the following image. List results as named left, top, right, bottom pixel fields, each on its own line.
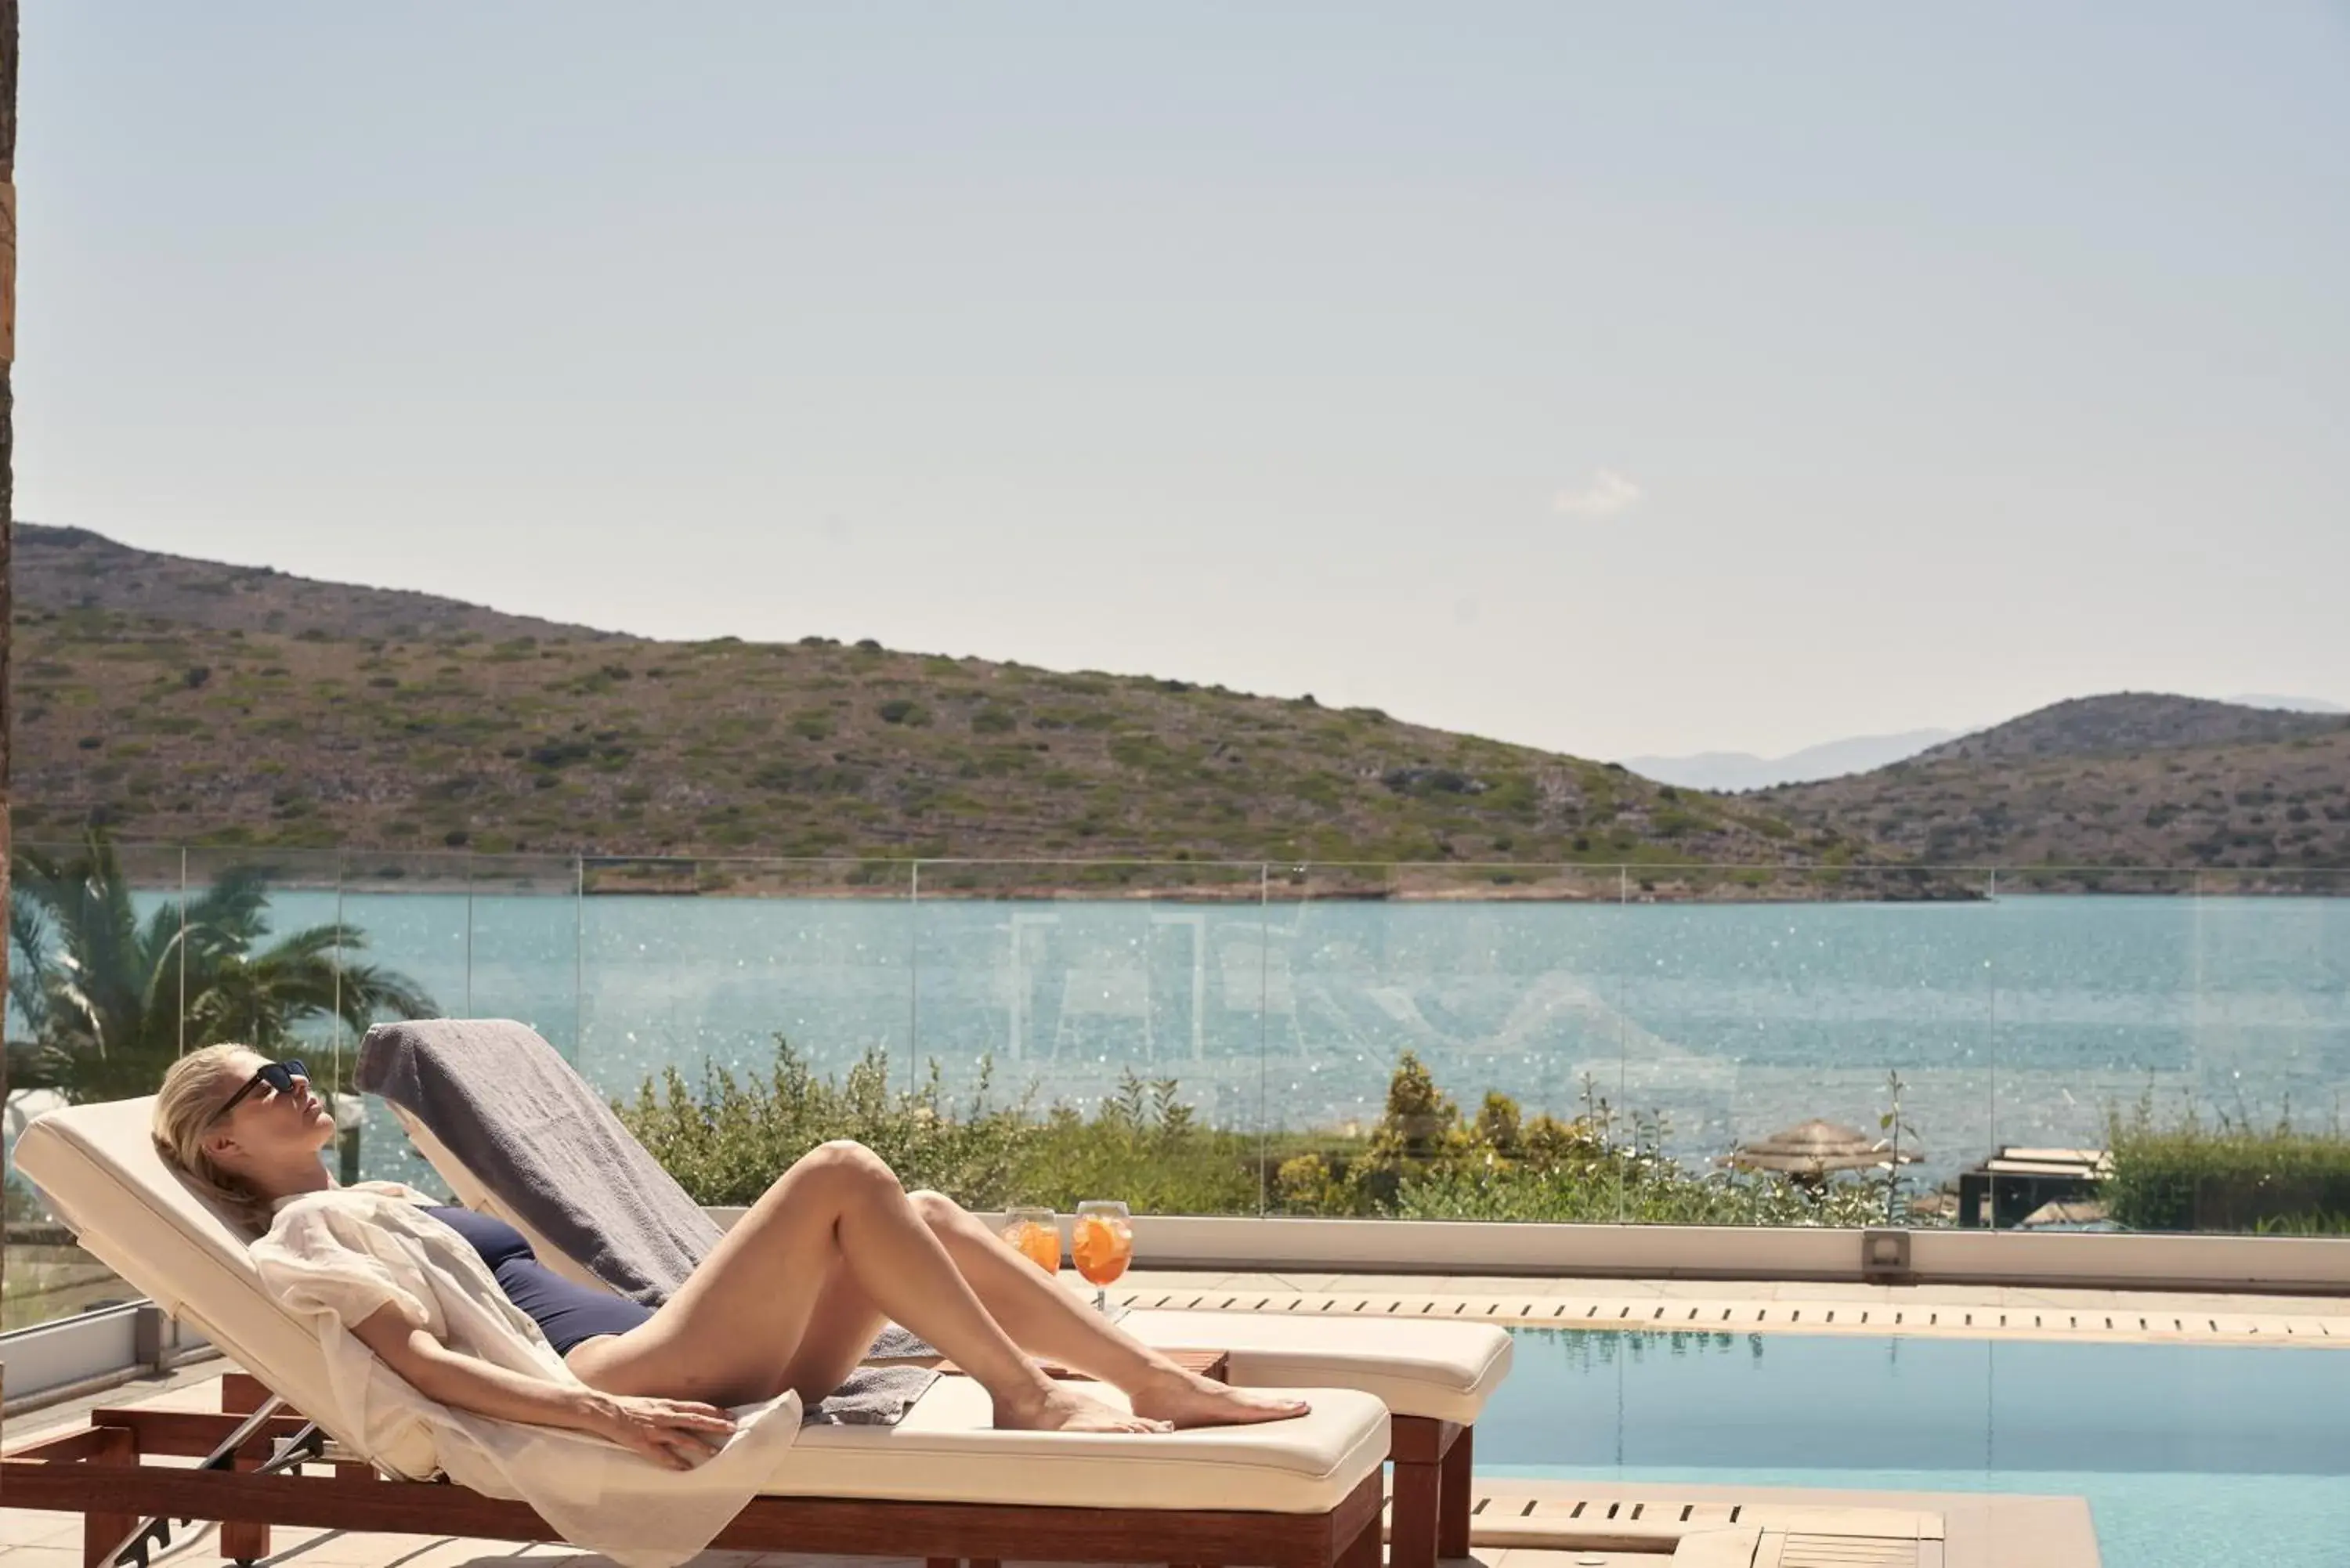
left=1477, top=1328, right=2350, bottom=1568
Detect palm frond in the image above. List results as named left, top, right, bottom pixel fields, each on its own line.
left=329, top=959, right=439, bottom=1028
left=249, top=923, right=348, bottom=966
left=9, top=897, right=54, bottom=1036
left=181, top=865, right=277, bottom=948
left=140, top=897, right=190, bottom=977
left=14, top=829, right=436, bottom=1098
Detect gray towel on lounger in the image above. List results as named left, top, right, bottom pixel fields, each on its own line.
left=357, top=1017, right=937, bottom=1425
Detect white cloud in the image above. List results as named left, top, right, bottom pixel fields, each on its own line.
left=1553, top=468, right=1643, bottom=518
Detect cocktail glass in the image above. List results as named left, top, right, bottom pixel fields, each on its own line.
left=1072, top=1199, right=1133, bottom=1315
left=1000, top=1206, right=1061, bottom=1275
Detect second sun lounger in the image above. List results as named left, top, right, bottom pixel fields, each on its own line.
left=371, top=1019, right=1512, bottom=1568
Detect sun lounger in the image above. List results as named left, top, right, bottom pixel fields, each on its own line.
left=4, top=1097, right=1388, bottom=1568
left=370, top=1020, right=1513, bottom=1568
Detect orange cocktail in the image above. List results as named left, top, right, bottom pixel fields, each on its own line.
left=1072, top=1200, right=1133, bottom=1312
left=1000, top=1206, right=1061, bottom=1274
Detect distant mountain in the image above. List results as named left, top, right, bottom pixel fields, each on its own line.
left=1623, top=728, right=1959, bottom=792
left=1757, top=692, right=2350, bottom=872
left=9, top=526, right=1849, bottom=871
left=1907, top=693, right=2341, bottom=768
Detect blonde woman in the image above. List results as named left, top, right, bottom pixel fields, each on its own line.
left=154, top=1044, right=1306, bottom=1472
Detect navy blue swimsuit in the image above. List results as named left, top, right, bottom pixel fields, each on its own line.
left=421, top=1205, right=653, bottom=1356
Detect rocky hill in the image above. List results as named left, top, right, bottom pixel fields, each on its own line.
left=1907, top=693, right=2339, bottom=768
left=15, top=524, right=613, bottom=645
left=1756, top=695, right=2350, bottom=875
left=10, top=527, right=1846, bottom=880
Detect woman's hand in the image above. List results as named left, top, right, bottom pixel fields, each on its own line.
left=583, top=1392, right=738, bottom=1471
left=347, top=1305, right=741, bottom=1469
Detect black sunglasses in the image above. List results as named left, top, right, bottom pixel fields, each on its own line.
left=210, top=1059, right=310, bottom=1125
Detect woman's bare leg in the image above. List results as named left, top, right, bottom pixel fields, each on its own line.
left=771, top=1255, right=891, bottom=1400
left=741, top=1194, right=1309, bottom=1429
left=566, top=1142, right=1160, bottom=1433
left=904, top=1191, right=1310, bottom=1428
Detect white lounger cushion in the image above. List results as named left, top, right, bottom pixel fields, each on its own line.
left=394, top=1104, right=1513, bottom=1425
left=1117, top=1309, right=1509, bottom=1427
left=15, top=1097, right=442, bottom=1477
left=787, top=1378, right=1387, bottom=1512
left=15, top=1097, right=1388, bottom=1516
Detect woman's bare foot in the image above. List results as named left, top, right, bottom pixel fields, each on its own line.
left=994, top=1382, right=1171, bottom=1434
left=1129, top=1369, right=1311, bottom=1429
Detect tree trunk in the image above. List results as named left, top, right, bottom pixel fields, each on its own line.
left=1, top=0, right=20, bottom=1355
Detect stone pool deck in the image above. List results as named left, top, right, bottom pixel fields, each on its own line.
left=1109, top=1266, right=2350, bottom=1348
left=18, top=1264, right=2328, bottom=1568
left=0, top=1375, right=2094, bottom=1568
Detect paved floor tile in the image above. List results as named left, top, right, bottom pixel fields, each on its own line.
left=0, top=1545, right=78, bottom=1568
left=0, top=1512, right=80, bottom=1550
left=278, top=1530, right=480, bottom=1566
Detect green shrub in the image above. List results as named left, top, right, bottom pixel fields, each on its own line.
left=2106, top=1097, right=2350, bottom=1233
left=1018, top=1078, right=1261, bottom=1215
left=618, top=1042, right=1036, bottom=1208
left=1394, top=1164, right=1888, bottom=1227
left=1332, top=1055, right=1890, bottom=1227
left=3, top=1169, right=41, bottom=1223
left=620, top=1042, right=1909, bottom=1229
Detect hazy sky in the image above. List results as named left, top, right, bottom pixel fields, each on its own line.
left=22, top=4, right=2349, bottom=760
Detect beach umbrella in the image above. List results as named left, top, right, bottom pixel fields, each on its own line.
left=1723, top=1119, right=1921, bottom=1180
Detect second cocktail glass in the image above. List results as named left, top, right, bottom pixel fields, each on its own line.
left=1071, top=1199, right=1133, bottom=1314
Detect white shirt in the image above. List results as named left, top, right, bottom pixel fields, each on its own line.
left=251, top=1182, right=801, bottom=1568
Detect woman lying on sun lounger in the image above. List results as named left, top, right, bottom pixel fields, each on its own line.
left=153, top=1044, right=1307, bottom=1470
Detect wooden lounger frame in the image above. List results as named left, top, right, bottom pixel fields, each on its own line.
left=212, top=1369, right=1467, bottom=1568
left=2, top=1403, right=1385, bottom=1568
left=1388, top=1414, right=1473, bottom=1568
left=207, top=1373, right=1469, bottom=1566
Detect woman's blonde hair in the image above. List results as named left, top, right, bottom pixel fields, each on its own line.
left=152, top=1044, right=278, bottom=1237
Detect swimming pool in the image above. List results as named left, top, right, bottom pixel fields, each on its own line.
left=1476, top=1328, right=2350, bottom=1568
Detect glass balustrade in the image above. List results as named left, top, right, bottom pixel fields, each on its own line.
left=9, top=847, right=2348, bottom=1331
